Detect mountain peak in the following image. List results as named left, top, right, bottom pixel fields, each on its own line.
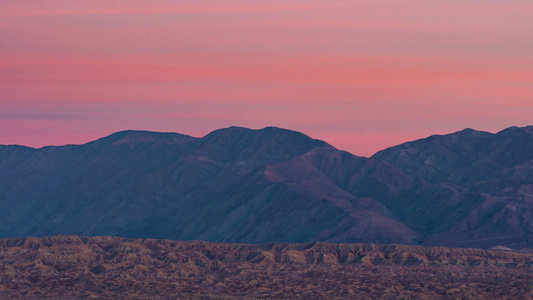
left=204, top=126, right=307, bottom=137
left=444, top=127, right=492, bottom=143
left=202, top=126, right=254, bottom=139
left=497, top=125, right=533, bottom=135
left=95, top=130, right=195, bottom=146
left=455, top=127, right=486, bottom=134
left=202, top=126, right=334, bottom=149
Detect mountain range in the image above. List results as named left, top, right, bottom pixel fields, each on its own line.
left=1, top=126, right=532, bottom=249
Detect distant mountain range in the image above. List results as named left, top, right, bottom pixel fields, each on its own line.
left=1, top=126, right=532, bottom=249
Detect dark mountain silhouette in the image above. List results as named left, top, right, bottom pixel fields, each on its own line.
left=1, top=126, right=532, bottom=249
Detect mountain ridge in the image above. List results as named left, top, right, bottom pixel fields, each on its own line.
left=1, top=125, right=532, bottom=249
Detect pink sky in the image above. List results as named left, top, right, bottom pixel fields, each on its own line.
left=1, top=0, right=532, bottom=156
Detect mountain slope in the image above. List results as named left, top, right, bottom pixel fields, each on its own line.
left=372, top=126, right=533, bottom=184
left=1, top=126, right=532, bottom=249
left=372, top=126, right=533, bottom=248
left=0, top=127, right=420, bottom=245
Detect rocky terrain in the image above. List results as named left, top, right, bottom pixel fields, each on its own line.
left=0, top=236, right=531, bottom=299
left=0, top=126, right=532, bottom=249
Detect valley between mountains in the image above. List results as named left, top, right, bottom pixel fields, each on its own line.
left=1, top=126, right=532, bottom=249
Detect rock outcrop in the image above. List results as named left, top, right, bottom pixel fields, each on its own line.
left=0, top=236, right=531, bottom=299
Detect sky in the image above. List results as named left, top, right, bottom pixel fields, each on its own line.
left=1, top=0, right=532, bottom=156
